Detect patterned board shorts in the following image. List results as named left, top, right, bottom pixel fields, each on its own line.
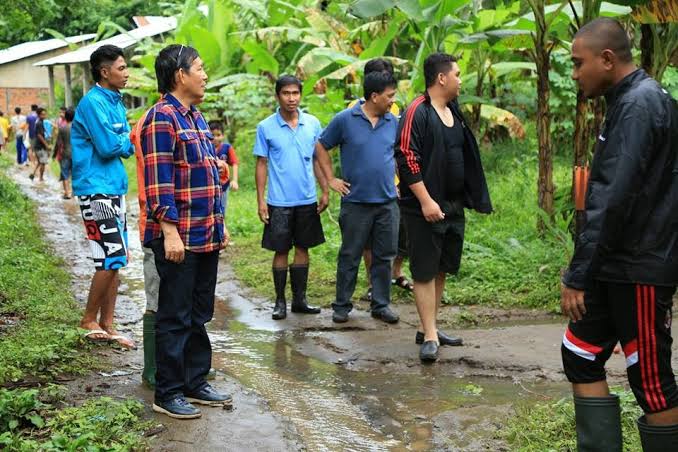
left=78, top=194, right=128, bottom=271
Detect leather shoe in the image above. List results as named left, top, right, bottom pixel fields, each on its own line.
left=185, top=384, right=232, bottom=407
left=153, top=396, right=201, bottom=419
left=291, top=300, right=321, bottom=314
left=272, top=299, right=286, bottom=320
left=415, top=330, right=463, bottom=346
left=371, top=307, right=399, bottom=324
left=419, top=340, right=439, bottom=362
left=332, top=311, right=349, bottom=323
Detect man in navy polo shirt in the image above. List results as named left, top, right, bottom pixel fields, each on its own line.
left=254, top=75, right=329, bottom=320
left=316, top=71, right=400, bottom=324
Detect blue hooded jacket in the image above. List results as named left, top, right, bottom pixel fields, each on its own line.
left=71, top=84, right=134, bottom=196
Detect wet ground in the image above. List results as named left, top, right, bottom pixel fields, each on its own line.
left=9, top=164, right=677, bottom=451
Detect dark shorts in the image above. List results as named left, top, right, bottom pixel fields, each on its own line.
left=78, top=194, right=128, bottom=271
left=262, top=203, right=325, bottom=252
left=59, top=158, right=72, bottom=181
left=562, top=281, right=678, bottom=414
left=404, top=211, right=465, bottom=282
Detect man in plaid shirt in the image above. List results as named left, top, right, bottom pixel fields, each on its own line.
left=141, top=44, right=230, bottom=420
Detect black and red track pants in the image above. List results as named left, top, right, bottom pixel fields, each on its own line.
left=562, top=281, right=678, bottom=413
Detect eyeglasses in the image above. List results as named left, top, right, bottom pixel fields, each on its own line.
left=177, top=44, right=184, bottom=70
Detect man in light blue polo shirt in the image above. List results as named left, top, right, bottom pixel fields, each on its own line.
left=316, top=71, right=400, bottom=324
left=254, top=75, right=329, bottom=320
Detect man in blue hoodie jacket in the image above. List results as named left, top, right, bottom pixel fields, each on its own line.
left=71, top=44, right=135, bottom=349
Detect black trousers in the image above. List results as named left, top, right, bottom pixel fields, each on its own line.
left=149, top=239, right=219, bottom=402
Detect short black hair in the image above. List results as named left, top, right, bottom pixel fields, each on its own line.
left=14, top=107, right=21, bottom=114
left=424, top=53, right=458, bottom=88
left=575, top=17, right=632, bottom=63
left=36, top=107, right=46, bottom=116
left=363, top=71, right=397, bottom=100
left=364, top=58, right=394, bottom=76
left=31, top=104, right=38, bottom=111
left=0, top=111, right=4, bottom=116
left=65, top=108, right=75, bottom=122
left=208, top=120, right=223, bottom=132
left=59, top=106, right=66, bottom=112
left=90, top=45, right=125, bottom=83
left=275, top=75, right=302, bottom=96
left=155, top=44, right=201, bottom=94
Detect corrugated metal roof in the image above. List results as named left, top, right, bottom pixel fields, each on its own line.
left=34, top=17, right=177, bottom=67
left=0, top=34, right=96, bottom=66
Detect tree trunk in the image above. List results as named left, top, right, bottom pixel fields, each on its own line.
left=640, top=24, right=654, bottom=76
left=530, top=0, right=554, bottom=233
left=536, top=48, right=554, bottom=232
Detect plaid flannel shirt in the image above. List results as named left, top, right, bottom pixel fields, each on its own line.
left=141, top=93, right=224, bottom=252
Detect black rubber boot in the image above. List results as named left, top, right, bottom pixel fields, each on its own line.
left=142, top=313, right=156, bottom=388
left=289, top=264, right=320, bottom=314
left=637, top=416, right=678, bottom=451
left=272, top=267, right=287, bottom=320
left=574, top=394, right=622, bottom=452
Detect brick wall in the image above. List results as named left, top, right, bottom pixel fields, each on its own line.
left=0, top=88, right=49, bottom=115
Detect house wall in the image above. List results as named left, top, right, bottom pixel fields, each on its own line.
left=0, top=46, right=88, bottom=112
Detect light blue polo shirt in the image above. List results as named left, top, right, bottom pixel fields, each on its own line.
left=253, top=109, right=322, bottom=207
left=319, top=101, right=397, bottom=204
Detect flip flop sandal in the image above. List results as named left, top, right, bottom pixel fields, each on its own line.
left=392, top=276, right=414, bottom=291
left=83, top=329, right=111, bottom=343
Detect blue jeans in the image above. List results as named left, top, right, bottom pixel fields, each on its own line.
left=332, top=200, right=399, bottom=315
left=16, top=137, right=27, bottom=164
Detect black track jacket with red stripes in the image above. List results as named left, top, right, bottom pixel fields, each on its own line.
left=563, top=69, right=678, bottom=290
left=394, top=92, right=492, bottom=216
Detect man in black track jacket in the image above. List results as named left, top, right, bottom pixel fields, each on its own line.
left=560, top=18, right=678, bottom=451
left=394, top=53, right=492, bottom=362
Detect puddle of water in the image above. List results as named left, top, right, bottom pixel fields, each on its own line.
left=209, top=294, right=569, bottom=451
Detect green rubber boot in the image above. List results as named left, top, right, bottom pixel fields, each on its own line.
left=574, top=395, right=622, bottom=452
left=637, top=416, right=678, bottom=451
left=141, top=313, right=156, bottom=389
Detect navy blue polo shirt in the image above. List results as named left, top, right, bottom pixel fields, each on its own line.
left=319, top=101, right=397, bottom=204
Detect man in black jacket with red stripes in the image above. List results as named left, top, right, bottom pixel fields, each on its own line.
left=394, top=53, right=492, bottom=362
left=561, top=18, right=678, bottom=451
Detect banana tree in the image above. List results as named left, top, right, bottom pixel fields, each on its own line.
left=349, top=0, right=475, bottom=96
left=631, top=0, right=678, bottom=82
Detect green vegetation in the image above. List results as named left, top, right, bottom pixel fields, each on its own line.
left=0, top=157, right=91, bottom=384
left=0, top=387, right=150, bottom=450
left=0, top=155, right=149, bottom=450
left=504, top=389, right=642, bottom=451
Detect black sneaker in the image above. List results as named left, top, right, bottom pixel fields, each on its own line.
left=332, top=311, right=349, bottom=323
left=415, top=330, right=463, bottom=346
left=185, top=384, right=232, bottom=407
left=420, top=340, right=439, bottom=362
left=152, top=396, right=201, bottom=419
left=371, top=307, right=400, bottom=324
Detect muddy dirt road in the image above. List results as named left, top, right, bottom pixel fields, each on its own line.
left=10, top=165, right=676, bottom=451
